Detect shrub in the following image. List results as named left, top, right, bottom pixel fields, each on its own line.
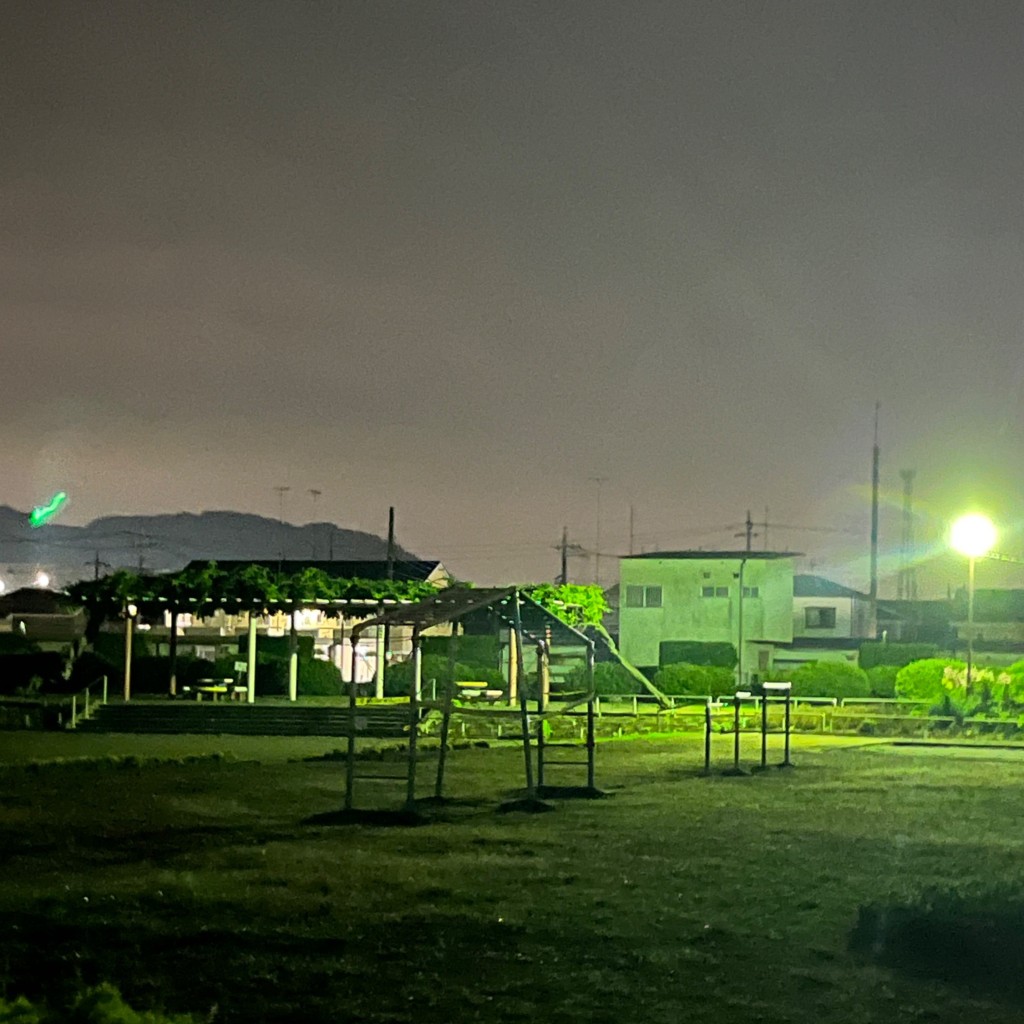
left=865, top=664, right=899, bottom=698
left=654, top=663, right=736, bottom=697
left=658, top=641, right=737, bottom=669
left=384, top=656, right=505, bottom=697
left=562, top=661, right=639, bottom=696
left=894, top=658, right=960, bottom=706
left=788, top=661, right=871, bottom=699
left=860, top=642, right=939, bottom=670
left=300, top=658, right=344, bottom=696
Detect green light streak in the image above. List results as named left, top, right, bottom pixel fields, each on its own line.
left=28, top=491, right=68, bottom=528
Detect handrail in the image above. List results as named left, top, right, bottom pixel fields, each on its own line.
left=69, top=675, right=108, bottom=730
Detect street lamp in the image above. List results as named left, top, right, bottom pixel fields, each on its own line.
left=950, top=513, right=997, bottom=688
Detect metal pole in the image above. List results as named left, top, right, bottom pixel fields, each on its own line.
left=783, top=691, right=793, bottom=767
left=71, top=694, right=77, bottom=729
left=536, top=718, right=545, bottom=789
left=586, top=641, right=596, bottom=790
left=704, top=699, right=713, bottom=773
left=760, top=692, right=768, bottom=770
left=513, top=592, right=535, bottom=796
left=733, top=693, right=742, bottom=771
left=967, top=555, right=976, bottom=689
left=102, top=675, right=108, bottom=704
left=434, top=630, right=457, bottom=800
left=406, top=628, right=421, bottom=810
left=736, top=558, right=745, bottom=691
left=345, top=628, right=360, bottom=811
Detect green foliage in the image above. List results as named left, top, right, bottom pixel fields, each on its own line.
left=0, top=995, right=41, bottom=1024
left=894, top=658, right=962, bottom=706
left=787, top=661, right=871, bottom=699
left=0, top=983, right=197, bottom=1023
left=865, top=664, right=899, bottom=698
left=654, top=663, right=736, bottom=697
left=563, top=661, right=640, bottom=695
left=859, top=642, right=939, bottom=670
left=421, top=634, right=499, bottom=667
left=384, top=655, right=505, bottom=697
left=66, top=565, right=440, bottom=622
left=658, top=641, right=737, bottom=669
left=299, top=658, right=343, bottom=696
left=524, top=584, right=608, bottom=627
left=68, top=982, right=198, bottom=1022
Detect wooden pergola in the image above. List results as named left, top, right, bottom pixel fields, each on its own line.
left=109, top=594, right=410, bottom=702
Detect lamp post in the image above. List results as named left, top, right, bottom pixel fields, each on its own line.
left=950, top=514, right=996, bottom=688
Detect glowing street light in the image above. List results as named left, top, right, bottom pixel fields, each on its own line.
left=950, top=513, right=997, bottom=688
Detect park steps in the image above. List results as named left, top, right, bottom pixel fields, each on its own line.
left=76, top=701, right=413, bottom=737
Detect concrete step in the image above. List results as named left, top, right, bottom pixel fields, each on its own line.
left=77, top=702, right=417, bottom=737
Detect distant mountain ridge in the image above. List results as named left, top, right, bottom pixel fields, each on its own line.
left=0, top=506, right=418, bottom=580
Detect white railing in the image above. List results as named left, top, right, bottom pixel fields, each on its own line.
left=69, top=675, right=108, bottom=730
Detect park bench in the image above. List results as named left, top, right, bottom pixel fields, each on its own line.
left=457, top=681, right=504, bottom=703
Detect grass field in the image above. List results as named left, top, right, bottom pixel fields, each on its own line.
left=3, top=732, right=1024, bottom=1022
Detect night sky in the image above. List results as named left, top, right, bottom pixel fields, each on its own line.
left=5, top=2, right=1024, bottom=591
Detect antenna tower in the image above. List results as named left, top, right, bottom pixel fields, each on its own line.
left=898, top=469, right=918, bottom=600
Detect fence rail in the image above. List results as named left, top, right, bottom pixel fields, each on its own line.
left=69, top=675, right=108, bottom=730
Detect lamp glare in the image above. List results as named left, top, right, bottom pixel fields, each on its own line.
left=950, top=514, right=997, bottom=558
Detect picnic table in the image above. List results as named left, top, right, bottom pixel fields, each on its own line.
left=191, top=678, right=233, bottom=701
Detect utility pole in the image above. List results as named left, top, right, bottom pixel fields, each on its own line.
left=274, top=485, right=291, bottom=562
left=734, top=510, right=757, bottom=552
left=553, top=527, right=586, bottom=584
left=870, top=403, right=880, bottom=601
left=589, top=477, right=607, bottom=588
left=898, top=469, right=917, bottom=600
left=308, top=489, right=322, bottom=559
left=386, top=506, right=396, bottom=581
left=88, top=551, right=110, bottom=580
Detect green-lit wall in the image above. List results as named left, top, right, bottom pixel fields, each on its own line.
left=619, top=556, right=795, bottom=668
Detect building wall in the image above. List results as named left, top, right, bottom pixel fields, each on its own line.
left=619, top=556, right=795, bottom=668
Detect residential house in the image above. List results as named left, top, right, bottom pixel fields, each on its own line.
left=618, top=551, right=798, bottom=685
left=771, top=575, right=876, bottom=674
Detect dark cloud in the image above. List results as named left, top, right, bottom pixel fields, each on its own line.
left=4, top=1, right=1024, bottom=587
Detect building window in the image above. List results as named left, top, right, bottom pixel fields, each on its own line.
left=627, top=585, right=662, bottom=608
left=715, top=586, right=729, bottom=597
left=805, top=606, right=837, bottom=629
left=742, top=586, right=759, bottom=598
left=702, top=586, right=731, bottom=598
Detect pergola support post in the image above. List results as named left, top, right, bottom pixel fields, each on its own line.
left=123, top=606, right=135, bottom=702
left=246, top=612, right=257, bottom=703
left=406, top=628, right=422, bottom=810
left=513, top=593, right=535, bottom=797
left=434, top=628, right=457, bottom=800
left=288, top=609, right=298, bottom=702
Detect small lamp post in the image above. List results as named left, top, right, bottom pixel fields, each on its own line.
left=950, top=514, right=997, bottom=688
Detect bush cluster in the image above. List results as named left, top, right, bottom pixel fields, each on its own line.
left=658, top=641, right=737, bottom=668
left=383, top=654, right=504, bottom=697
left=859, top=642, right=939, bottom=670
left=781, top=661, right=871, bottom=699
left=562, top=661, right=640, bottom=695
left=654, top=663, right=735, bottom=696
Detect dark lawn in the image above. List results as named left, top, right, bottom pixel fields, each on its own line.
left=1, top=734, right=1023, bottom=1022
